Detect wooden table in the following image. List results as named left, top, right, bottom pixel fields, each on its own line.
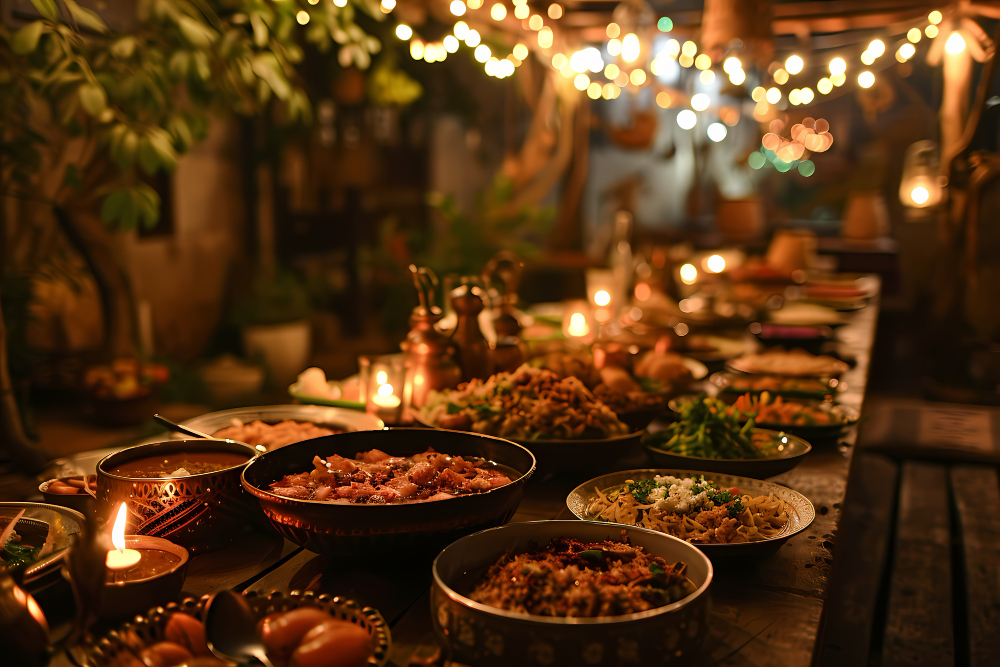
left=44, top=295, right=879, bottom=667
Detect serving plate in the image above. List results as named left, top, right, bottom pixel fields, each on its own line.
left=288, top=374, right=366, bottom=410
left=0, top=502, right=84, bottom=591
left=710, top=371, right=842, bottom=400
left=642, top=427, right=812, bottom=478
left=725, top=351, right=850, bottom=378
left=75, top=590, right=391, bottom=667
left=181, top=404, right=384, bottom=442
left=431, top=520, right=712, bottom=666
left=242, top=429, right=536, bottom=557
left=667, top=395, right=860, bottom=445
left=566, top=469, right=815, bottom=556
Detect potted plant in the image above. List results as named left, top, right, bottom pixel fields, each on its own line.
left=232, top=271, right=312, bottom=389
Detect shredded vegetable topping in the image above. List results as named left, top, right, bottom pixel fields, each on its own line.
left=586, top=475, right=789, bottom=544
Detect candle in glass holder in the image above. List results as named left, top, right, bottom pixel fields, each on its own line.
left=561, top=301, right=595, bottom=343
left=586, top=269, right=617, bottom=324
left=365, top=355, right=406, bottom=423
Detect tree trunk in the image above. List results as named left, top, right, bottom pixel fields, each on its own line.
left=52, top=206, right=137, bottom=360
left=0, top=288, right=47, bottom=473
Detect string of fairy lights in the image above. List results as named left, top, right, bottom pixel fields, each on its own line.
left=363, top=2, right=968, bottom=157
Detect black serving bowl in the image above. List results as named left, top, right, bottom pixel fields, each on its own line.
left=241, top=429, right=536, bottom=558
left=431, top=520, right=713, bottom=666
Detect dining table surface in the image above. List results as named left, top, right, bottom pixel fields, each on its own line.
left=41, top=285, right=880, bottom=667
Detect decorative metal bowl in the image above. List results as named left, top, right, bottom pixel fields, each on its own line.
left=0, top=502, right=83, bottom=592
left=241, top=429, right=536, bottom=557
left=76, top=589, right=391, bottom=666
left=95, top=439, right=260, bottom=553
left=643, top=427, right=813, bottom=478
left=431, top=520, right=713, bottom=666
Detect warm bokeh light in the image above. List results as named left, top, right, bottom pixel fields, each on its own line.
left=453, top=21, right=469, bottom=39
left=552, top=52, right=568, bottom=69
left=829, top=57, right=846, bottom=75
left=514, top=4, right=528, bottom=19
left=607, top=38, right=622, bottom=57
left=861, top=50, right=876, bottom=66
left=574, top=73, right=590, bottom=90
left=868, top=39, right=885, bottom=57
left=896, top=44, right=915, bottom=61
left=606, top=23, right=620, bottom=39
left=785, top=55, right=804, bottom=74
left=465, top=29, right=481, bottom=47
left=908, top=28, right=922, bottom=43
left=910, top=186, right=930, bottom=205
left=926, top=25, right=939, bottom=38
left=945, top=32, right=967, bottom=54
left=700, top=69, right=716, bottom=84
left=490, top=3, right=506, bottom=20
left=410, top=40, right=424, bottom=60
left=547, top=3, right=562, bottom=19
left=475, top=44, right=491, bottom=62
left=587, top=82, right=602, bottom=99
left=691, top=93, right=710, bottom=111
left=707, top=123, right=727, bottom=142
left=665, top=39, right=680, bottom=57
left=467, top=0, right=483, bottom=7
left=594, top=290, right=611, bottom=307
left=682, top=41, right=697, bottom=57
left=630, top=69, right=646, bottom=85
left=695, top=54, right=711, bottom=70
left=788, top=88, right=802, bottom=105
left=622, top=34, right=640, bottom=62
left=296, top=10, right=310, bottom=24
left=395, top=24, right=412, bottom=40
left=656, top=91, right=673, bottom=108
left=800, top=87, right=814, bottom=104
left=605, top=63, right=619, bottom=79
left=751, top=86, right=765, bottom=102
left=443, top=35, right=459, bottom=52
left=831, top=73, right=846, bottom=86
left=765, top=87, right=781, bottom=104
left=528, top=14, right=543, bottom=30
left=723, top=57, right=742, bottom=73
left=380, top=0, right=395, bottom=12
left=858, top=70, right=875, bottom=88
left=773, top=68, right=789, bottom=84
left=538, top=26, right=553, bottom=48
left=678, top=54, right=694, bottom=68
left=513, top=43, right=528, bottom=60
left=818, top=78, right=833, bottom=94
left=601, top=83, right=617, bottom=99
left=928, top=10, right=943, bottom=25
left=449, top=0, right=466, bottom=16
left=706, top=254, right=726, bottom=273
left=679, top=263, right=698, bottom=284
left=677, top=109, right=697, bottom=130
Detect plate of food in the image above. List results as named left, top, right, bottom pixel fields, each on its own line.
left=710, top=371, right=842, bottom=400
left=181, top=404, right=384, bottom=452
left=78, top=590, right=391, bottom=667
left=671, top=392, right=859, bottom=444
left=726, top=348, right=850, bottom=378
left=241, top=428, right=535, bottom=556
left=288, top=367, right=366, bottom=410
left=566, top=470, right=815, bottom=556
left=644, top=396, right=811, bottom=477
left=765, top=302, right=846, bottom=327
left=1, top=502, right=84, bottom=591
left=416, top=365, right=642, bottom=469
left=431, top=520, right=712, bottom=666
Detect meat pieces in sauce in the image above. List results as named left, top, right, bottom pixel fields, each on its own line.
left=268, top=448, right=512, bottom=504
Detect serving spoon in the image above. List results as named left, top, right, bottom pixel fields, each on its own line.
left=204, top=589, right=275, bottom=667
left=153, top=414, right=213, bottom=439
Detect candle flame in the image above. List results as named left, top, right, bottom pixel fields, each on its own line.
left=112, top=503, right=128, bottom=553
left=594, top=290, right=611, bottom=307
left=567, top=312, right=590, bottom=337
left=378, top=383, right=394, bottom=397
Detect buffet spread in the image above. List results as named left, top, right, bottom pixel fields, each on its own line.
left=2, top=252, right=878, bottom=667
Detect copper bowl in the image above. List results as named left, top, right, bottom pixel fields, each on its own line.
left=241, top=429, right=536, bottom=558
left=431, top=520, right=713, bottom=666
left=95, top=439, right=260, bottom=552
left=100, top=535, right=189, bottom=618
left=78, top=590, right=391, bottom=666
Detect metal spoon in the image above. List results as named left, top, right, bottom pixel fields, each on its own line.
left=153, top=414, right=213, bottom=439
left=204, top=589, right=275, bottom=667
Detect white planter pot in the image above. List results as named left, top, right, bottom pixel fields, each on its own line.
left=242, top=320, right=312, bottom=389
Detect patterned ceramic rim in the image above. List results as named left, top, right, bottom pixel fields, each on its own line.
left=566, top=469, right=816, bottom=548
left=96, top=438, right=259, bottom=482
left=431, top=520, right=713, bottom=626
left=74, top=589, right=392, bottom=667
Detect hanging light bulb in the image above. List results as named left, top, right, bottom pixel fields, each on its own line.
left=621, top=34, right=640, bottom=62
left=945, top=32, right=967, bottom=54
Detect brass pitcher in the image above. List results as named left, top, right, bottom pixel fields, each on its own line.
left=483, top=252, right=528, bottom=373
left=451, top=279, right=492, bottom=382
left=401, top=265, right=463, bottom=409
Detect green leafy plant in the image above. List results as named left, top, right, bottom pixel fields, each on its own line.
left=231, top=270, right=312, bottom=327
left=1, top=0, right=385, bottom=228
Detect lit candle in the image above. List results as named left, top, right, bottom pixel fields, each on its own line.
left=371, top=383, right=401, bottom=409
left=567, top=312, right=590, bottom=337
left=106, top=503, right=141, bottom=571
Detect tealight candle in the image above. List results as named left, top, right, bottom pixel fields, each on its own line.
left=105, top=503, right=141, bottom=571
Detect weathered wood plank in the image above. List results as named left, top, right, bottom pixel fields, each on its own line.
left=813, top=452, right=898, bottom=666
left=950, top=464, right=1000, bottom=667
left=881, top=461, right=954, bottom=667
left=182, top=532, right=301, bottom=597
